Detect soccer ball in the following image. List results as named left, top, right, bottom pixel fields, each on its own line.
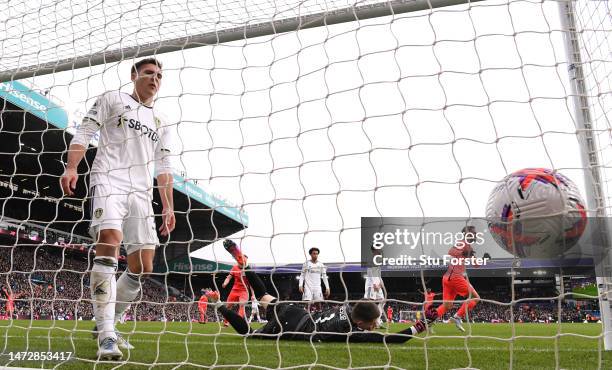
left=486, top=168, right=587, bottom=258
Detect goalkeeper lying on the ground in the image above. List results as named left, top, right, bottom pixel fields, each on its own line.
left=206, top=240, right=437, bottom=343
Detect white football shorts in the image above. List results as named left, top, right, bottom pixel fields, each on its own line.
left=364, top=286, right=385, bottom=300
left=89, top=184, right=158, bottom=254
left=302, top=287, right=324, bottom=302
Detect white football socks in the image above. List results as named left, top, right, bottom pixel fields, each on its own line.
left=91, top=256, right=118, bottom=341
left=114, top=269, right=141, bottom=325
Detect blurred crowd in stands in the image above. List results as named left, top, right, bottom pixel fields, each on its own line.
left=0, top=245, right=210, bottom=322
left=0, top=244, right=601, bottom=324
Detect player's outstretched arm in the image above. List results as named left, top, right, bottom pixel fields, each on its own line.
left=222, top=274, right=233, bottom=289
left=347, top=321, right=428, bottom=343
left=346, top=305, right=438, bottom=343
left=347, top=307, right=437, bottom=343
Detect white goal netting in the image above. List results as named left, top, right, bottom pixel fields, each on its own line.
left=1, top=0, right=612, bottom=369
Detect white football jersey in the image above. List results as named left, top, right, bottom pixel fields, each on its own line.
left=299, top=260, right=329, bottom=291
left=71, top=91, right=175, bottom=194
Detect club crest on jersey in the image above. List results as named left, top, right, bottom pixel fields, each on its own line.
left=87, top=101, right=98, bottom=116
left=94, top=208, right=103, bottom=219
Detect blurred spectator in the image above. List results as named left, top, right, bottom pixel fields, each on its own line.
left=0, top=245, right=599, bottom=324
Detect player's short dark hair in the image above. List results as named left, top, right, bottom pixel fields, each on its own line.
left=131, top=58, right=163, bottom=75
left=308, top=247, right=320, bottom=255
left=351, top=301, right=380, bottom=323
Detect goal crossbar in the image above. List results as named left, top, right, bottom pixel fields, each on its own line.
left=0, top=0, right=482, bottom=83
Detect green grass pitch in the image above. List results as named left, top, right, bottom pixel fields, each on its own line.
left=0, top=320, right=610, bottom=369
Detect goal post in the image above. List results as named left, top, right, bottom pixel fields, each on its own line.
left=557, top=0, right=612, bottom=350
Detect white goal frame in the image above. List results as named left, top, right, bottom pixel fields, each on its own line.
left=557, top=1, right=612, bottom=350
left=0, top=0, right=483, bottom=82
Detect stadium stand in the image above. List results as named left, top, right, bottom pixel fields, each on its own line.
left=0, top=244, right=218, bottom=322
left=0, top=80, right=248, bottom=267
left=0, top=239, right=599, bottom=324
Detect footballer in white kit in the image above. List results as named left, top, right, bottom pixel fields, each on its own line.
left=61, top=58, right=176, bottom=361
left=80, top=90, right=174, bottom=249
left=248, top=295, right=263, bottom=323
left=298, top=248, right=330, bottom=302
left=364, top=264, right=387, bottom=328
left=364, top=266, right=385, bottom=301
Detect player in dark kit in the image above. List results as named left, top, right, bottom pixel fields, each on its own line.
left=206, top=240, right=437, bottom=343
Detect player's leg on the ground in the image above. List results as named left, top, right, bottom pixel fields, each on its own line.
left=206, top=290, right=251, bottom=335
left=220, top=304, right=251, bottom=333
left=224, top=293, right=239, bottom=326
left=91, top=229, right=122, bottom=360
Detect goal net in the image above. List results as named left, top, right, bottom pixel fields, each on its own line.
left=1, top=0, right=612, bottom=368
